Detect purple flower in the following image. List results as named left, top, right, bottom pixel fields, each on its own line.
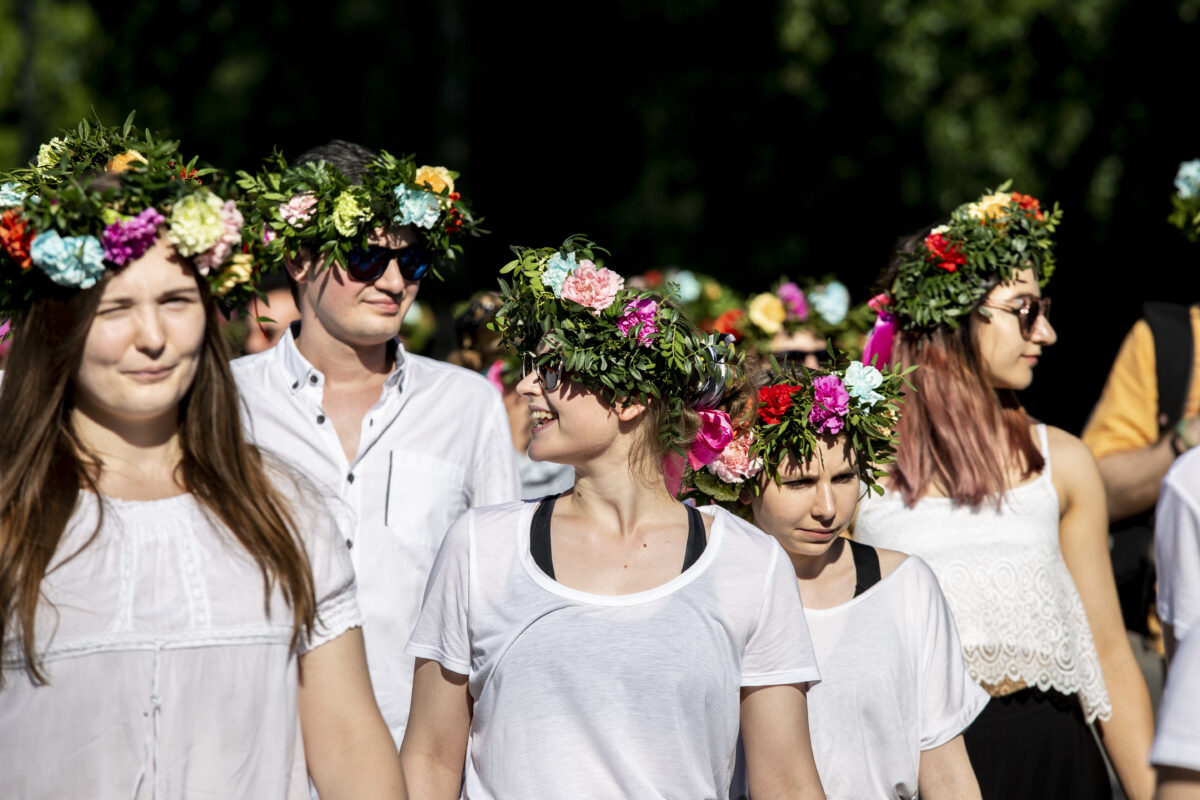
left=778, top=281, right=808, bottom=321
left=616, top=297, right=660, bottom=347
left=808, top=374, right=850, bottom=434
left=102, top=207, right=165, bottom=266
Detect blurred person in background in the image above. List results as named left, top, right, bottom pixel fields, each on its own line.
left=242, top=272, right=302, bottom=355
left=233, top=140, right=520, bottom=750
left=447, top=289, right=574, bottom=498
left=854, top=187, right=1155, bottom=800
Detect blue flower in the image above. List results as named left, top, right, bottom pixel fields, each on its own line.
left=670, top=270, right=702, bottom=304
left=30, top=231, right=106, bottom=289
left=393, top=184, right=441, bottom=229
left=811, top=281, right=850, bottom=325
left=1175, top=160, right=1200, bottom=200
left=843, top=360, right=884, bottom=408
left=0, top=182, right=26, bottom=208
left=542, top=252, right=576, bottom=298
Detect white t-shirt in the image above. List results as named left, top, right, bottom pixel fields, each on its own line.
left=1156, top=448, right=1200, bottom=640
left=803, top=555, right=989, bottom=799
left=406, top=501, right=821, bottom=800
left=1151, top=631, right=1200, bottom=772
left=0, top=485, right=361, bottom=799
left=233, top=326, right=521, bottom=746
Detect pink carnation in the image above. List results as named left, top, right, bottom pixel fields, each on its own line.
left=777, top=282, right=808, bottom=321
left=707, top=432, right=763, bottom=483
left=193, top=200, right=244, bottom=276
left=616, top=297, right=660, bottom=346
left=279, top=194, right=318, bottom=227
left=560, top=259, right=624, bottom=313
left=809, top=374, right=850, bottom=434
left=102, top=207, right=164, bottom=266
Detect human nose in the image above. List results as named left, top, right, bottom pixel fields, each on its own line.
left=134, top=306, right=167, bottom=356
left=372, top=258, right=410, bottom=294
left=1031, top=312, right=1057, bottom=346
left=516, top=367, right=541, bottom=398
left=810, top=481, right=837, bottom=524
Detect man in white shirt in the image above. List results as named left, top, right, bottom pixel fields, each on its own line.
left=233, top=140, right=521, bottom=747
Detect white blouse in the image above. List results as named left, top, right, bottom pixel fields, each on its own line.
left=854, top=425, right=1112, bottom=722
left=0, top=486, right=361, bottom=799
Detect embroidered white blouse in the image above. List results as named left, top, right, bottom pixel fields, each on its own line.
left=0, top=488, right=361, bottom=799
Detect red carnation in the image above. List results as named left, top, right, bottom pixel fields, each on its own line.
left=713, top=308, right=744, bottom=340
left=924, top=232, right=965, bottom=273
left=757, top=384, right=803, bottom=425
left=0, top=209, right=34, bottom=269
left=1010, top=192, right=1044, bottom=221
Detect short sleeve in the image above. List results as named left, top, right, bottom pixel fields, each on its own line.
left=298, top=496, right=363, bottom=654
left=405, top=509, right=472, bottom=675
left=910, top=559, right=989, bottom=750
left=741, top=544, right=821, bottom=688
left=1156, top=460, right=1200, bottom=639
left=1081, top=320, right=1159, bottom=460
left=470, top=390, right=523, bottom=507
left=1150, top=631, right=1200, bottom=771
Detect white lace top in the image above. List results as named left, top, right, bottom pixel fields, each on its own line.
left=0, top=488, right=362, bottom=799
left=854, top=425, right=1112, bottom=723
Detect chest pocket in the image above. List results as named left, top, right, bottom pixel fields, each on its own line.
left=386, top=450, right=469, bottom=551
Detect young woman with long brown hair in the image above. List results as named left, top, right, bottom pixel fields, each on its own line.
left=0, top=123, right=403, bottom=798
left=853, top=188, right=1154, bottom=799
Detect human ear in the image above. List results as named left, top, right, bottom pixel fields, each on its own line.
left=284, top=252, right=313, bottom=284
left=613, top=400, right=648, bottom=423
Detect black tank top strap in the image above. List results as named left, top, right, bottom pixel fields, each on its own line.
left=682, top=505, right=707, bottom=572
left=530, top=494, right=557, bottom=579
left=848, top=539, right=881, bottom=597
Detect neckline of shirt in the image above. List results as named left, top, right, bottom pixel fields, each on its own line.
left=803, top=554, right=915, bottom=617
left=276, top=323, right=407, bottom=394
left=515, top=500, right=727, bottom=607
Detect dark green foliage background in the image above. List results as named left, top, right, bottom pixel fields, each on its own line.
left=3, top=0, right=1197, bottom=432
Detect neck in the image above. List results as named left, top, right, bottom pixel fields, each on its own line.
left=563, top=456, right=679, bottom=537
left=70, top=406, right=184, bottom=493
left=292, top=316, right=394, bottom=383
left=789, top=536, right=847, bottom=581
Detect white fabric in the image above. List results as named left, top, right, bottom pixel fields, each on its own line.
left=1155, top=447, right=1200, bottom=640
left=233, top=326, right=521, bottom=746
left=406, top=502, right=820, bottom=800
left=804, top=555, right=989, bottom=799
left=1151, top=631, right=1200, bottom=771
left=854, top=424, right=1112, bottom=722
left=0, top=486, right=360, bottom=799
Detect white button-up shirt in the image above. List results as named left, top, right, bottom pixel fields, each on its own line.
left=233, top=326, right=521, bottom=746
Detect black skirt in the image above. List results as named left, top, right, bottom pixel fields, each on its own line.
left=964, top=687, right=1111, bottom=800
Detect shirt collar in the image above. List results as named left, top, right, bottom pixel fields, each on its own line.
left=276, top=322, right=407, bottom=394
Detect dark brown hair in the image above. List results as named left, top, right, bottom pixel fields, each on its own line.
left=0, top=262, right=317, bottom=684
left=880, top=233, right=1044, bottom=508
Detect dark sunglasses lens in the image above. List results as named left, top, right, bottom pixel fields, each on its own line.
left=541, top=367, right=559, bottom=391
left=346, top=247, right=388, bottom=282
left=397, top=248, right=432, bottom=281
left=1020, top=298, right=1049, bottom=339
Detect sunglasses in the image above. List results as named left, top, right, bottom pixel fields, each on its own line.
left=345, top=245, right=433, bottom=283
left=983, top=296, right=1051, bottom=341
left=521, top=352, right=562, bottom=391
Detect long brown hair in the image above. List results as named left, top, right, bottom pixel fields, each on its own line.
left=881, top=232, right=1044, bottom=508
left=0, top=264, right=317, bottom=685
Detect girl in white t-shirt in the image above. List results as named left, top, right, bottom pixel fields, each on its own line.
left=0, top=133, right=403, bottom=798
left=401, top=238, right=825, bottom=799
left=694, top=360, right=986, bottom=799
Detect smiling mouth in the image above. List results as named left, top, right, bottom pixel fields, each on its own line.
left=125, top=366, right=175, bottom=380
left=530, top=409, right=558, bottom=432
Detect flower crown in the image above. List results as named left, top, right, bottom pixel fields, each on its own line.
left=688, top=356, right=909, bottom=503
left=738, top=277, right=875, bottom=354
left=492, top=235, right=740, bottom=451
left=236, top=149, right=482, bottom=279
left=883, top=182, right=1061, bottom=333
left=1169, top=160, right=1200, bottom=242
left=0, top=114, right=258, bottom=314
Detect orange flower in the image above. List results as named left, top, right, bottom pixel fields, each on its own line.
left=1010, top=192, right=1045, bottom=221
left=713, top=308, right=744, bottom=340
left=0, top=209, right=34, bottom=269
left=106, top=149, right=148, bottom=174
left=415, top=165, right=455, bottom=195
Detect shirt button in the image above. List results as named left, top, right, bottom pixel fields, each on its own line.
left=316, top=414, right=326, bottom=424
left=347, top=473, right=355, bottom=483
left=345, top=539, right=354, bottom=549
left=291, top=380, right=299, bottom=390
left=309, top=375, right=318, bottom=384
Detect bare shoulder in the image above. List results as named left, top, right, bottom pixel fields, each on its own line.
left=1039, top=424, right=1105, bottom=511
left=875, top=546, right=909, bottom=579
left=1042, top=423, right=1095, bottom=463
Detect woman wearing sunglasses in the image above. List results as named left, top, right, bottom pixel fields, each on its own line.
left=400, top=238, right=825, bottom=799
left=854, top=188, right=1154, bottom=800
